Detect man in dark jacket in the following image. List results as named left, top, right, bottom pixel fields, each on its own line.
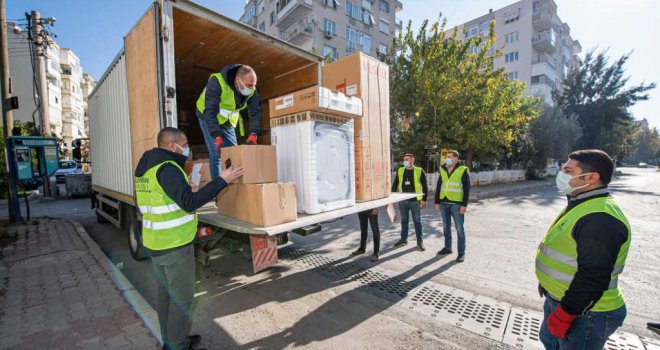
left=196, top=64, right=261, bottom=180
left=135, top=127, right=244, bottom=350
left=435, top=150, right=470, bottom=262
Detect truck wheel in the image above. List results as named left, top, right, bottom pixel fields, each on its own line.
left=127, top=208, right=147, bottom=261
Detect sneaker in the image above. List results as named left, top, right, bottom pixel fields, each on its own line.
left=351, top=249, right=366, bottom=256
left=456, top=254, right=465, bottom=263
left=370, top=254, right=379, bottom=262
left=393, top=240, right=408, bottom=247
left=437, top=247, right=452, bottom=255
left=417, top=242, right=426, bottom=251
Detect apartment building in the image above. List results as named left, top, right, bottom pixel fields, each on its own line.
left=81, top=74, right=96, bottom=136
left=239, top=0, right=402, bottom=61
left=448, top=0, right=581, bottom=104
left=60, top=48, right=86, bottom=156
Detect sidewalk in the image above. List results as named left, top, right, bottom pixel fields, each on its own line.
left=0, top=218, right=159, bottom=350
left=469, top=179, right=553, bottom=201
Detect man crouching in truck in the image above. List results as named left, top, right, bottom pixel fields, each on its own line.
left=135, top=127, right=244, bottom=350
left=196, top=64, right=262, bottom=180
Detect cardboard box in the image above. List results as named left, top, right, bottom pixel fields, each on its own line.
left=269, top=86, right=362, bottom=119
left=323, top=52, right=391, bottom=201
left=185, top=159, right=212, bottom=192
left=217, top=182, right=297, bottom=227
left=220, top=145, right=277, bottom=184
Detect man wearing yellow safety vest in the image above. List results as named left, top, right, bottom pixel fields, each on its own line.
left=434, top=150, right=470, bottom=263
left=135, top=128, right=244, bottom=350
left=391, top=153, right=429, bottom=251
left=196, top=64, right=261, bottom=180
left=537, top=149, right=631, bottom=349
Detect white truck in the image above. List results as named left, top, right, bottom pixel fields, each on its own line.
left=88, top=0, right=414, bottom=273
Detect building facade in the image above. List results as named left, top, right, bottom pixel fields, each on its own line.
left=7, top=23, right=94, bottom=159
left=239, top=0, right=402, bottom=61
left=81, top=74, right=96, bottom=136
left=448, top=0, right=581, bottom=104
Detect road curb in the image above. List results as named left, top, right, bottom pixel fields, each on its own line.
left=69, top=219, right=163, bottom=344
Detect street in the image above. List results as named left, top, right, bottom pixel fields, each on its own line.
left=6, top=167, right=659, bottom=349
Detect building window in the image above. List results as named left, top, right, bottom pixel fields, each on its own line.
left=378, top=43, right=388, bottom=55
left=270, top=11, right=275, bottom=25
left=55, top=96, right=59, bottom=104
left=259, top=21, right=266, bottom=32
left=505, top=51, right=519, bottom=63
left=505, top=31, right=519, bottom=44
left=346, top=25, right=360, bottom=49
left=323, top=0, right=338, bottom=9
left=379, top=19, right=389, bottom=34
left=323, top=45, right=338, bottom=61
left=362, top=10, right=374, bottom=26
left=242, top=5, right=256, bottom=24
left=479, top=21, right=489, bottom=34
left=465, top=25, right=478, bottom=39
left=345, top=1, right=362, bottom=20
left=361, top=33, right=372, bottom=54
left=379, top=0, right=389, bottom=13
left=324, top=19, right=337, bottom=36
left=504, top=12, right=520, bottom=24
left=508, top=71, right=519, bottom=80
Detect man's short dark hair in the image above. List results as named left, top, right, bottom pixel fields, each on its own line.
left=568, top=149, right=614, bottom=185
left=157, top=127, right=186, bottom=147
left=447, top=150, right=460, bottom=158
left=404, top=153, right=414, bottom=159
left=237, top=65, right=255, bottom=78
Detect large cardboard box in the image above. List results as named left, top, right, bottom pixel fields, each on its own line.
left=185, top=159, right=211, bottom=192
left=220, top=145, right=277, bottom=184
left=216, top=182, right=297, bottom=227
left=322, top=52, right=391, bottom=201
left=269, top=86, right=362, bottom=119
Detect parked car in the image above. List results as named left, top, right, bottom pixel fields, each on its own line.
left=54, top=160, right=83, bottom=183
left=638, top=162, right=649, bottom=168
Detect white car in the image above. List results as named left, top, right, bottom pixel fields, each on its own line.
left=55, top=160, right=83, bottom=183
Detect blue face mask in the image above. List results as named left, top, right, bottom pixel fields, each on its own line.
left=175, top=143, right=190, bottom=158
left=403, top=161, right=411, bottom=168
left=445, top=158, right=453, bottom=166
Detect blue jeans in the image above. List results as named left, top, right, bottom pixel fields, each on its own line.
left=440, top=203, right=466, bottom=255
left=540, top=296, right=627, bottom=350
left=150, top=245, right=195, bottom=350
left=197, top=113, right=237, bottom=180
left=399, top=200, right=423, bottom=243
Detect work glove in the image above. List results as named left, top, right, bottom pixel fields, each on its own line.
left=547, top=304, right=576, bottom=340
left=247, top=133, right=258, bottom=145
left=215, top=136, right=223, bottom=151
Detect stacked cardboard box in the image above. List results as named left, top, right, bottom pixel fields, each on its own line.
left=215, top=145, right=297, bottom=227
left=322, top=52, right=392, bottom=202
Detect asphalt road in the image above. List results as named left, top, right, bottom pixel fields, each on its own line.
left=4, top=167, right=658, bottom=349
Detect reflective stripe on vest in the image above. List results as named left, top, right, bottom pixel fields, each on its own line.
left=535, top=195, right=631, bottom=312
left=195, top=72, right=254, bottom=136
left=440, top=166, right=467, bottom=202
left=135, top=160, right=198, bottom=251
left=397, top=166, right=423, bottom=201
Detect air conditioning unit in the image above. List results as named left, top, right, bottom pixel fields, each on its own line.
left=324, top=30, right=334, bottom=39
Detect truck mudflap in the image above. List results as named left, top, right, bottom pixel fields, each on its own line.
left=250, top=235, right=278, bottom=273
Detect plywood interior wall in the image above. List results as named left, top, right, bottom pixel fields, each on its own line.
left=172, top=8, right=320, bottom=143
left=125, top=6, right=161, bottom=172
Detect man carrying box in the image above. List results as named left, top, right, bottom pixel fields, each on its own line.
left=392, top=153, right=428, bottom=251
left=196, top=64, right=262, bottom=180
left=135, top=127, right=244, bottom=350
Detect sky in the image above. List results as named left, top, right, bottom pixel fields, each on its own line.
left=6, top=0, right=659, bottom=128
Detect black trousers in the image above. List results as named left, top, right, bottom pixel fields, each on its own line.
left=358, top=209, right=380, bottom=254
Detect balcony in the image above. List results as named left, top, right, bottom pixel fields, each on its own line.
left=532, top=9, right=553, bottom=31
left=533, top=30, right=556, bottom=54
left=279, top=16, right=314, bottom=46
left=532, top=53, right=556, bottom=69
left=531, top=74, right=555, bottom=89
left=274, top=0, right=313, bottom=29
left=394, top=0, right=403, bottom=12
left=395, top=18, right=403, bottom=31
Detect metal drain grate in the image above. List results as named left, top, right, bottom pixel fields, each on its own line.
left=502, top=308, right=543, bottom=349
left=350, top=269, right=419, bottom=299
left=605, top=331, right=645, bottom=350
left=278, top=246, right=308, bottom=260
left=401, top=283, right=510, bottom=342
left=641, top=336, right=660, bottom=350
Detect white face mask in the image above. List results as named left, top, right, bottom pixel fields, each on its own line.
left=445, top=158, right=453, bottom=166
left=237, top=79, right=255, bottom=96
left=174, top=143, right=190, bottom=158
left=555, top=171, right=593, bottom=195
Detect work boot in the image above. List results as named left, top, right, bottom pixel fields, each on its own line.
left=417, top=242, right=426, bottom=251
left=351, top=248, right=366, bottom=256
left=393, top=239, right=408, bottom=247
left=437, top=247, right=452, bottom=255
left=456, top=254, right=465, bottom=263
left=370, top=254, right=379, bottom=262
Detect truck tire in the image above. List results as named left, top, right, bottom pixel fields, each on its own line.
left=127, top=208, right=147, bottom=261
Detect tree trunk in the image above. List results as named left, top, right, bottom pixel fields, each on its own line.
left=466, top=147, right=474, bottom=170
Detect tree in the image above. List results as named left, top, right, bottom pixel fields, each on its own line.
left=525, top=106, right=581, bottom=173
left=631, top=121, right=660, bottom=165
left=555, top=49, right=656, bottom=158
left=384, top=16, right=538, bottom=169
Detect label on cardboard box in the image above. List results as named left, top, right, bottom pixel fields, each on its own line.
left=346, top=84, right=358, bottom=96
left=275, top=95, right=294, bottom=110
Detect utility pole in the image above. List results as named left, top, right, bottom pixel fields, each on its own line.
left=31, top=11, right=50, bottom=137
left=1, top=0, right=21, bottom=220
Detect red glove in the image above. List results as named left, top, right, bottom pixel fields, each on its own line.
left=247, top=133, right=258, bottom=145
left=215, top=136, right=223, bottom=150
left=547, top=304, right=577, bottom=340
